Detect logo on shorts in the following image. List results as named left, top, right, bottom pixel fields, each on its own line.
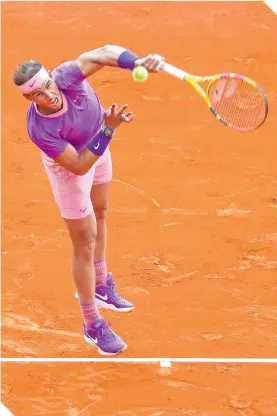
left=80, top=207, right=87, bottom=213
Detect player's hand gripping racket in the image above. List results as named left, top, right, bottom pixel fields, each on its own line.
left=161, top=62, right=268, bottom=132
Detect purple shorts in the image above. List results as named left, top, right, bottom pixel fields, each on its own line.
left=41, top=148, right=112, bottom=220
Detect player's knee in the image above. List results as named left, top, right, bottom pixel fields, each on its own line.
left=93, top=203, right=108, bottom=221
left=72, top=227, right=97, bottom=258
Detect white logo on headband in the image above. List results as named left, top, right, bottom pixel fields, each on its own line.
left=19, top=67, right=50, bottom=94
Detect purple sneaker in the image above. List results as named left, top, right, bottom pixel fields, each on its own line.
left=84, top=317, right=127, bottom=355
left=95, top=273, right=134, bottom=312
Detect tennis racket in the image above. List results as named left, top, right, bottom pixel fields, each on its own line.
left=161, top=62, right=268, bottom=132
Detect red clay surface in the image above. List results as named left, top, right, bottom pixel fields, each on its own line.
left=2, top=363, right=277, bottom=415
left=2, top=2, right=277, bottom=358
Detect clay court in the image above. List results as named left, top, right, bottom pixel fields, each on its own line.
left=2, top=2, right=277, bottom=358
left=2, top=362, right=277, bottom=415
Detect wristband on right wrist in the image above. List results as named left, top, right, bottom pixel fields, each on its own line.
left=87, top=131, right=112, bottom=156
left=118, top=50, right=139, bottom=70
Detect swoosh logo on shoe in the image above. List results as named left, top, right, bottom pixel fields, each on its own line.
left=96, top=293, right=108, bottom=301
left=89, top=335, right=98, bottom=344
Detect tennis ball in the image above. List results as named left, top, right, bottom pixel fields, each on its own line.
left=132, top=66, right=148, bottom=82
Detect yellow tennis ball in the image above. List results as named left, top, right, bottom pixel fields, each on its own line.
left=132, top=66, right=148, bottom=82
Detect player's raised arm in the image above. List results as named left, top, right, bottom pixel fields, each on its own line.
left=76, top=44, right=164, bottom=78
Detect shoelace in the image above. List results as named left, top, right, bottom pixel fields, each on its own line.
left=98, top=321, right=117, bottom=341
left=107, top=280, right=124, bottom=301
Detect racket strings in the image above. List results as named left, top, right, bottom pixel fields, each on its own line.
left=218, top=80, right=259, bottom=129
left=208, top=78, right=267, bottom=130
left=221, top=80, right=258, bottom=129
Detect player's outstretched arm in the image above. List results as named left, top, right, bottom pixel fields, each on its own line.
left=76, top=44, right=164, bottom=78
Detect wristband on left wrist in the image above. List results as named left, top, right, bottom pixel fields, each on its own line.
left=87, top=131, right=112, bottom=157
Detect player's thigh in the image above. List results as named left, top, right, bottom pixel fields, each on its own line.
left=42, top=153, right=95, bottom=220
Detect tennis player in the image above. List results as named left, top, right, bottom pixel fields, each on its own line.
left=13, top=45, right=164, bottom=355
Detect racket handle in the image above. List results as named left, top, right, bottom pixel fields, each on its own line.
left=161, top=62, right=188, bottom=80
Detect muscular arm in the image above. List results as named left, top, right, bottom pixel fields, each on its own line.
left=56, top=46, right=160, bottom=174
left=76, top=44, right=138, bottom=77
left=54, top=143, right=100, bottom=176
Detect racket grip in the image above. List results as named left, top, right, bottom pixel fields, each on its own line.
left=161, top=63, right=187, bottom=80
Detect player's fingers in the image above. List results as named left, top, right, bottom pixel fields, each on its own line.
left=111, top=103, right=117, bottom=115
left=140, top=55, right=153, bottom=66
left=148, top=54, right=164, bottom=71
left=121, top=113, right=129, bottom=121
left=105, top=107, right=112, bottom=117
left=149, top=60, right=158, bottom=71
left=125, top=115, right=135, bottom=123
left=152, top=53, right=164, bottom=61
left=117, top=104, right=129, bottom=116
left=145, top=61, right=158, bottom=71
left=134, top=58, right=142, bottom=67
left=121, top=112, right=134, bottom=122
left=152, top=54, right=164, bottom=71
left=141, top=54, right=152, bottom=61
left=123, top=111, right=133, bottom=119
left=157, top=60, right=165, bottom=71
left=135, top=53, right=164, bottom=72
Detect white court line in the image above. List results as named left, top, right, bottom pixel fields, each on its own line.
left=112, top=178, right=162, bottom=208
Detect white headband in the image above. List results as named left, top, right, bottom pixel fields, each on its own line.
left=19, top=67, right=50, bottom=94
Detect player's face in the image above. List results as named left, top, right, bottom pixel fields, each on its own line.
left=25, top=76, right=63, bottom=114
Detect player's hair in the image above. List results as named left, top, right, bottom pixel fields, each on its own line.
left=13, top=60, right=42, bottom=86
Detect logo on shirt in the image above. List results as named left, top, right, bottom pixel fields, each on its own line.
left=73, top=96, right=78, bottom=103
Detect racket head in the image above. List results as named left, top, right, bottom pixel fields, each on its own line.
left=204, top=73, right=268, bottom=132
